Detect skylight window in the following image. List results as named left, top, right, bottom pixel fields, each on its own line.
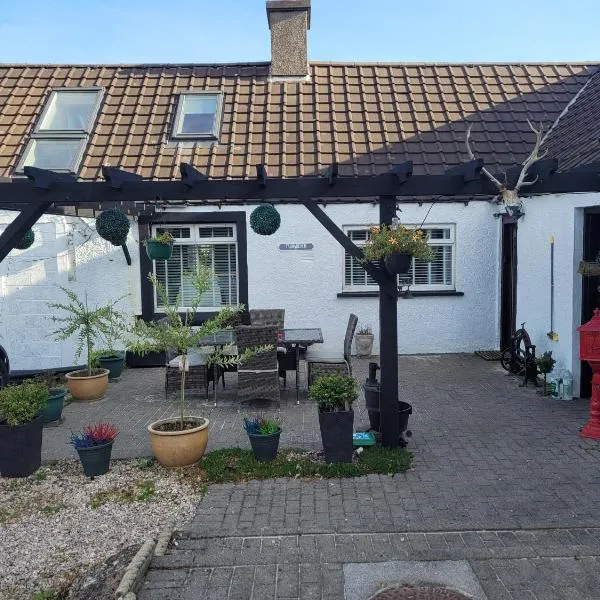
left=16, top=88, right=103, bottom=174
left=172, top=93, right=223, bottom=140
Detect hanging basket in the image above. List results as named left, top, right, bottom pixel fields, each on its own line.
left=250, top=204, right=281, bottom=236
left=14, top=229, right=34, bottom=250
left=96, top=209, right=130, bottom=246
left=578, top=259, right=600, bottom=277
left=145, top=240, right=173, bottom=261
left=384, top=252, right=412, bottom=275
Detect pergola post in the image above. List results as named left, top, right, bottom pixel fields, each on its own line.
left=379, top=195, right=400, bottom=447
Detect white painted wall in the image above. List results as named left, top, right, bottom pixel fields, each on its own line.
left=516, top=191, right=600, bottom=396
left=0, top=211, right=141, bottom=371
left=0, top=200, right=501, bottom=371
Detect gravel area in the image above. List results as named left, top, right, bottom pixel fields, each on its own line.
left=0, top=459, right=206, bottom=599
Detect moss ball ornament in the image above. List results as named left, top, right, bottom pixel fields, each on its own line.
left=96, top=209, right=130, bottom=246
left=14, top=229, right=34, bottom=250
left=250, top=204, right=281, bottom=236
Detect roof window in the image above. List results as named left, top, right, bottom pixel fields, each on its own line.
left=172, top=92, right=223, bottom=140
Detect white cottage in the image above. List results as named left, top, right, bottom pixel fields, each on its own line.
left=0, top=1, right=597, bottom=379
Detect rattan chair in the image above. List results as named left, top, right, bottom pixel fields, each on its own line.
left=307, top=313, right=358, bottom=386
left=164, top=348, right=216, bottom=400
left=235, top=325, right=280, bottom=405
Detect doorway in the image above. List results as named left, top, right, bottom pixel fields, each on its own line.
left=500, top=219, right=518, bottom=350
left=581, top=211, right=600, bottom=398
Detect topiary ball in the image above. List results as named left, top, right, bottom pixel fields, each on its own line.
left=15, top=229, right=34, bottom=250
left=250, top=204, right=281, bottom=236
left=96, top=209, right=130, bottom=246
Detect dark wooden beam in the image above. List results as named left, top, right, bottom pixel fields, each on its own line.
left=0, top=200, right=53, bottom=262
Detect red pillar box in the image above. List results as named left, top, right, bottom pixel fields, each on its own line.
left=578, top=308, right=600, bottom=439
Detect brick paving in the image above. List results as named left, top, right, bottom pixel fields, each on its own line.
left=42, top=354, right=600, bottom=598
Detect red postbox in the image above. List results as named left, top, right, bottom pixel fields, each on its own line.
left=578, top=308, right=600, bottom=439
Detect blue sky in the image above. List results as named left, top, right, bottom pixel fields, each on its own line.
left=1, top=0, right=599, bottom=64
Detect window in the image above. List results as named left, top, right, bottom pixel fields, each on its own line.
left=172, top=92, right=223, bottom=140
left=152, top=224, right=238, bottom=311
left=343, top=225, right=456, bottom=292
left=17, top=88, right=103, bottom=173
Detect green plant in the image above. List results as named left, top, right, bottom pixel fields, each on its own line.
left=250, top=204, right=281, bottom=236
left=95, top=209, right=130, bottom=246
left=96, top=305, right=128, bottom=357
left=537, top=351, right=556, bottom=396
left=15, top=229, right=35, bottom=250
left=31, top=591, right=58, bottom=600
left=48, top=288, right=127, bottom=376
left=309, top=374, right=358, bottom=412
left=144, top=231, right=174, bottom=246
left=243, top=417, right=281, bottom=435
left=357, top=324, right=372, bottom=335
left=0, top=380, right=48, bottom=426
left=361, top=224, right=436, bottom=262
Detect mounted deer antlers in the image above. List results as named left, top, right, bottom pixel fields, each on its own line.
left=465, top=120, right=548, bottom=205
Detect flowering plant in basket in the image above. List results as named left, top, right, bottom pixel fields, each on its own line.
left=361, top=224, right=436, bottom=262
left=69, top=422, right=119, bottom=449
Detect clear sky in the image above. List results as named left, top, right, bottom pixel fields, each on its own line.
left=1, top=0, right=599, bottom=64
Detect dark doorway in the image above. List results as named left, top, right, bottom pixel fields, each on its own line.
left=581, top=211, right=600, bottom=398
left=500, top=219, right=518, bottom=350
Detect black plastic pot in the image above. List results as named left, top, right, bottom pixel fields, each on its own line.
left=247, top=430, right=281, bottom=462
left=318, top=409, right=354, bottom=463
left=41, top=387, right=67, bottom=424
left=126, top=350, right=166, bottom=368
left=0, top=415, right=43, bottom=477
left=76, top=441, right=114, bottom=477
left=384, top=252, right=412, bottom=275
left=98, top=353, right=125, bottom=380
left=368, top=401, right=413, bottom=433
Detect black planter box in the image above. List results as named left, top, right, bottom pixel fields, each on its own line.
left=318, top=409, right=354, bottom=463
left=126, top=350, right=166, bottom=368
left=0, top=416, right=43, bottom=477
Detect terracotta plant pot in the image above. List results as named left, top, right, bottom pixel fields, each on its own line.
left=355, top=333, right=374, bottom=357
left=148, top=416, right=209, bottom=467
left=65, top=369, right=110, bottom=401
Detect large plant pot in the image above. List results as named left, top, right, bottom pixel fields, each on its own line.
left=146, top=240, right=173, bottom=261
left=76, top=441, right=114, bottom=477
left=384, top=252, right=412, bottom=275
left=318, top=409, right=354, bottom=463
left=41, top=387, right=67, bottom=424
left=247, top=430, right=281, bottom=462
left=66, top=368, right=110, bottom=402
left=0, top=415, right=43, bottom=477
left=98, top=353, right=126, bottom=380
left=148, top=416, right=209, bottom=467
left=355, top=334, right=374, bottom=357
left=368, top=401, right=413, bottom=434
left=126, top=349, right=166, bottom=368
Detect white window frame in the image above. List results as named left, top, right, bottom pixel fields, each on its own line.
left=342, top=224, right=456, bottom=292
left=151, top=223, right=239, bottom=312
left=172, top=91, right=223, bottom=140
left=16, top=87, right=104, bottom=174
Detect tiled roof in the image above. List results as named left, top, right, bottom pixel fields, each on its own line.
left=542, top=69, right=600, bottom=170
left=0, top=62, right=596, bottom=181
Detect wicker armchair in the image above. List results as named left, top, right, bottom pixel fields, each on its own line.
left=235, top=325, right=280, bottom=405
left=164, top=348, right=216, bottom=400
left=307, top=314, right=358, bottom=386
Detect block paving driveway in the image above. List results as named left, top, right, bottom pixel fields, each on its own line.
left=42, top=355, right=600, bottom=598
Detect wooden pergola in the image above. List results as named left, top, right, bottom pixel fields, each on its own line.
left=1, top=159, right=599, bottom=447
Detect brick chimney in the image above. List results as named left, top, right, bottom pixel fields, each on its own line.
left=266, top=0, right=311, bottom=79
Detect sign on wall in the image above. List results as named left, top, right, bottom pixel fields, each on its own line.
left=279, top=243, right=313, bottom=251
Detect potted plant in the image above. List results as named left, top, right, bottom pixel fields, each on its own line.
left=37, top=371, right=67, bottom=424
left=537, top=351, right=556, bottom=396
left=144, top=231, right=174, bottom=261
left=69, top=422, right=119, bottom=477
left=0, top=380, right=48, bottom=477
left=243, top=417, right=281, bottom=462
left=94, top=306, right=128, bottom=380
left=49, top=288, right=126, bottom=401
left=355, top=324, right=374, bottom=357
left=309, top=374, right=358, bottom=463
left=361, top=224, right=436, bottom=275
left=128, top=269, right=244, bottom=467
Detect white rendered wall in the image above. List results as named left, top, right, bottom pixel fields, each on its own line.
left=516, top=192, right=600, bottom=396
left=0, top=211, right=141, bottom=371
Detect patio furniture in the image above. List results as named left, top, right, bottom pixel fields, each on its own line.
left=306, top=314, right=358, bottom=386
left=165, top=348, right=216, bottom=400
left=235, top=325, right=280, bottom=405
left=249, top=309, right=285, bottom=328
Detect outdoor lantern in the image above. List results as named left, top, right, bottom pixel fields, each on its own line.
left=577, top=308, right=600, bottom=439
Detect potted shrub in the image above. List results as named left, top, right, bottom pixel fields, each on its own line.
left=128, top=269, right=244, bottom=467
left=70, top=422, right=119, bottom=477
left=309, top=374, right=358, bottom=463
left=355, top=324, right=374, bottom=357
left=243, top=417, right=281, bottom=462
left=361, top=224, right=436, bottom=275
left=94, top=306, right=128, bottom=380
left=537, top=351, right=556, bottom=396
left=0, top=380, right=48, bottom=477
left=49, top=288, right=126, bottom=401
left=37, top=371, right=67, bottom=424
left=144, top=231, right=174, bottom=261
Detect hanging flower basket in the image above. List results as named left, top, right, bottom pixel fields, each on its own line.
left=578, top=254, right=600, bottom=277
left=96, top=209, right=130, bottom=246
left=144, top=232, right=174, bottom=261
left=15, top=229, right=34, bottom=250
left=250, top=204, right=281, bottom=236
left=384, top=252, right=412, bottom=275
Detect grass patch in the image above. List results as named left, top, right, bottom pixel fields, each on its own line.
left=40, top=502, right=68, bottom=516
left=90, top=479, right=156, bottom=509
left=197, top=447, right=412, bottom=484
left=31, top=591, right=58, bottom=600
